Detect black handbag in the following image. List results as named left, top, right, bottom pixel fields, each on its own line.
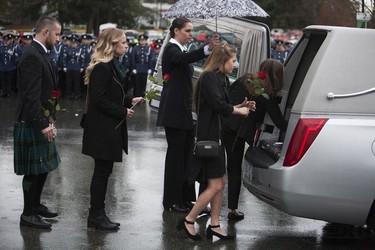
left=193, top=78, right=221, bottom=159
left=194, top=140, right=220, bottom=159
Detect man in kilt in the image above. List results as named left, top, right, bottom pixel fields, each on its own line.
left=14, top=16, right=62, bottom=229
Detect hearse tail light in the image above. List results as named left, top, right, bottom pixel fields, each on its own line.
left=283, top=118, right=328, bottom=167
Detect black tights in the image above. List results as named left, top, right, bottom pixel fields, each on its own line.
left=22, top=173, right=48, bottom=216
left=89, top=159, right=114, bottom=213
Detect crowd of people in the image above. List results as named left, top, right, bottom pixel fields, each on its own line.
left=11, top=16, right=288, bottom=242
left=0, top=28, right=163, bottom=100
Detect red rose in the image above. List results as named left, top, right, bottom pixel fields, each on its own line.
left=258, top=71, right=267, bottom=80
left=163, top=74, right=170, bottom=81
left=51, top=90, right=61, bottom=98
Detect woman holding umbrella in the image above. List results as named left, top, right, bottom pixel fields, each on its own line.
left=157, top=18, right=219, bottom=213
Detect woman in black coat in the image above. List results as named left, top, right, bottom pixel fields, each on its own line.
left=82, top=28, right=143, bottom=230
left=222, top=59, right=288, bottom=221
left=156, top=18, right=219, bottom=212
left=177, top=42, right=252, bottom=241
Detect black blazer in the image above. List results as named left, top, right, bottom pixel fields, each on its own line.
left=82, top=60, right=132, bottom=162
left=196, top=71, right=233, bottom=141
left=222, top=79, right=288, bottom=146
left=156, top=42, right=206, bottom=130
left=15, top=41, right=58, bottom=131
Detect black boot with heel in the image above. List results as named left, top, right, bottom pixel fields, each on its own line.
left=87, top=209, right=119, bottom=231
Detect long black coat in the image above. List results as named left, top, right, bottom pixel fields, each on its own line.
left=156, top=42, right=206, bottom=130
left=15, top=41, right=58, bottom=130
left=222, top=79, right=287, bottom=146
left=82, top=60, right=132, bottom=162
left=195, top=71, right=233, bottom=141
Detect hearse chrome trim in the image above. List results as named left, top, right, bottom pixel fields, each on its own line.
left=327, top=87, right=375, bottom=99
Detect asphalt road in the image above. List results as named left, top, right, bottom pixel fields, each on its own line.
left=0, top=97, right=374, bottom=250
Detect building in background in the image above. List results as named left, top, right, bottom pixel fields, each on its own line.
left=140, top=0, right=172, bottom=29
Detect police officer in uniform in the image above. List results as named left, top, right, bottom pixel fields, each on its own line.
left=63, top=35, right=84, bottom=99
left=80, top=34, right=93, bottom=98
left=56, top=35, right=69, bottom=97
left=0, top=33, right=17, bottom=97
left=150, top=43, right=161, bottom=74
left=0, top=31, right=3, bottom=46
left=131, top=34, right=154, bottom=97
left=119, top=38, right=132, bottom=92
left=271, top=40, right=287, bottom=64
left=14, top=33, right=33, bottom=68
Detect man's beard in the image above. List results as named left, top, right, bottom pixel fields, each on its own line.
left=45, top=38, right=54, bottom=50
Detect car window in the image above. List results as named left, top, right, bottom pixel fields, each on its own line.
left=188, top=25, right=241, bottom=78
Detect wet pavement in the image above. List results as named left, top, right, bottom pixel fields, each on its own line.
left=1, top=97, right=374, bottom=250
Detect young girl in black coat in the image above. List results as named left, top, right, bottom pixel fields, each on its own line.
left=222, top=59, right=288, bottom=221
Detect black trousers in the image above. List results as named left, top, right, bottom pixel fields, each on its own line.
left=65, top=70, right=81, bottom=98
left=90, top=160, right=114, bottom=212
left=22, top=173, right=48, bottom=215
left=222, top=130, right=246, bottom=210
left=134, top=73, right=147, bottom=97
left=57, top=69, right=66, bottom=97
left=163, top=127, right=195, bottom=208
left=0, top=70, right=16, bottom=95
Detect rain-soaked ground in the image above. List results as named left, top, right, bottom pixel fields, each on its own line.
left=0, top=97, right=374, bottom=250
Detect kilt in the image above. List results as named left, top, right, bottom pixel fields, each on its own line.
left=13, top=121, right=60, bottom=175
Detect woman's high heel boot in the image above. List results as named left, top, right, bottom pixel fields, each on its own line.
left=87, top=209, right=119, bottom=231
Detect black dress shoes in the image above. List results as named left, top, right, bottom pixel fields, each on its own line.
left=20, top=214, right=52, bottom=229
left=33, top=205, right=58, bottom=218
left=165, top=204, right=189, bottom=213
left=228, top=211, right=244, bottom=221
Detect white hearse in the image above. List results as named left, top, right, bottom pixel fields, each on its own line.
left=243, top=25, right=375, bottom=231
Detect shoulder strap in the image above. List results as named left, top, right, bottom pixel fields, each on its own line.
left=194, top=73, right=221, bottom=145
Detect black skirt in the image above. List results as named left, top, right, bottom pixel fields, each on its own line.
left=188, top=145, right=226, bottom=184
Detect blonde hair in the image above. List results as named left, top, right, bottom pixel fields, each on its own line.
left=194, top=42, right=237, bottom=106
left=84, top=28, right=125, bottom=85
left=203, top=41, right=237, bottom=74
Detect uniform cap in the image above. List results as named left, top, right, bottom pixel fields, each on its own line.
left=275, top=40, right=284, bottom=45
left=62, top=35, right=68, bottom=40
left=156, top=39, right=163, bottom=44
left=70, top=34, right=80, bottom=40
left=3, top=33, right=15, bottom=40
left=22, top=33, right=33, bottom=40
left=155, top=44, right=162, bottom=49
left=138, top=34, right=148, bottom=40
left=81, top=34, right=92, bottom=40
left=284, top=41, right=293, bottom=46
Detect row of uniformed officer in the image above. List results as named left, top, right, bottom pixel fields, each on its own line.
left=0, top=32, right=33, bottom=97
